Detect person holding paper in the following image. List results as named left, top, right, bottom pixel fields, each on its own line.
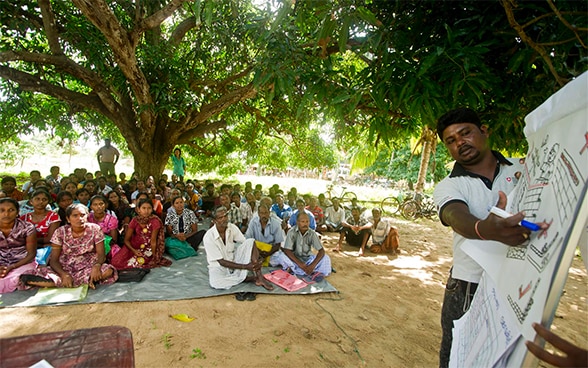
left=433, top=107, right=549, bottom=368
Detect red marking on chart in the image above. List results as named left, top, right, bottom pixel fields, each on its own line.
left=580, top=132, right=588, bottom=155
left=519, top=282, right=532, bottom=299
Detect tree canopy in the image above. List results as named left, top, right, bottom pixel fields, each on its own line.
left=0, top=0, right=586, bottom=179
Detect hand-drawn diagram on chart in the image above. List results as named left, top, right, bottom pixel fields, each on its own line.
left=453, top=72, right=588, bottom=368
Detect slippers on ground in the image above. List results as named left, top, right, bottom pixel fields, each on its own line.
left=245, top=292, right=256, bottom=301
left=311, top=272, right=325, bottom=283
left=235, top=292, right=247, bottom=301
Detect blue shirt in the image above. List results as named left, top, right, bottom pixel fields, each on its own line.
left=288, top=209, right=316, bottom=230
left=270, top=203, right=292, bottom=220
left=245, top=215, right=285, bottom=245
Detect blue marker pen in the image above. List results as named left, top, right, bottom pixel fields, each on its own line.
left=489, top=206, right=541, bottom=231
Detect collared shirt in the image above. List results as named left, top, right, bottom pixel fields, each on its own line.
left=288, top=209, right=316, bottom=230
left=284, top=226, right=322, bottom=259
left=271, top=203, right=292, bottom=219
left=165, top=208, right=198, bottom=235
left=227, top=203, right=243, bottom=226
left=203, top=223, right=246, bottom=267
left=325, top=205, right=345, bottom=225
left=245, top=215, right=285, bottom=245
left=433, top=150, right=522, bottom=283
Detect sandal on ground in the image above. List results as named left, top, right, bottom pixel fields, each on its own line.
left=235, top=292, right=247, bottom=301
left=310, top=272, right=325, bottom=282
left=245, top=292, right=256, bottom=301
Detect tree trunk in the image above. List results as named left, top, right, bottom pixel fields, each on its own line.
left=123, top=121, right=177, bottom=179
left=415, top=126, right=436, bottom=193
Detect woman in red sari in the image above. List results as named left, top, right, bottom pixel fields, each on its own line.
left=111, top=198, right=171, bottom=269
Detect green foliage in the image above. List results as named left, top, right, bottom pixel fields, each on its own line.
left=364, top=143, right=451, bottom=184
left=190, top=348, right=206, bottom=360
left=0, top=0, right=585, bottom=179
left=161, top=333, right=173, bottom=350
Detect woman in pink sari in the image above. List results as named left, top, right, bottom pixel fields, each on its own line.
left=0, top=198, right=37, bottom=293
left=23, top=204, right=117, bottom=289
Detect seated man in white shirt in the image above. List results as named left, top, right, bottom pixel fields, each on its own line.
left=367, top=208, right=400, bottom=254
left=203, top=206, right=273, bottom=296
left=324, top=197, right=345, bottom=232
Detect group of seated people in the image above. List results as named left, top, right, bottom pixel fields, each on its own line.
left=0, top=167, right=400, bottom=295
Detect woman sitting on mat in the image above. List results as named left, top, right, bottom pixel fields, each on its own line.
left=0, top=198, right=37, bottom=293
left=22, top=203, right=117, bottom=289
left=107, top=190, right=129, bottom=230
left=111, top=198, right=171, bottom=269
left=55, top=191, right=74, bottom=228
left=164, top=196, right=206, bottom=252
left=20, top=189, right=61, bottom=248
left=88, top=195, right=119, bottom=243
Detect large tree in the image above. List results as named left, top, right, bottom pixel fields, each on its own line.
left=0, top=0, right=586, bottom=180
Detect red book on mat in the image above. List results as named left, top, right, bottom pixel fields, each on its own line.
left=263, top=270, right=309, bottom=292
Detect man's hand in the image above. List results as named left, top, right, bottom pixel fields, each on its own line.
left=302, top=264, right=315, bottom=275
left=526, top=322, right=588, bottom=367
left=479, top=191, right=549, bottom=246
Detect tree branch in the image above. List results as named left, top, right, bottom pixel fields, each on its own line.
left=189, top=66, right=254, bottom=93
left=136, top=0, right=188, bottom=36
left=169, top=16, right=200, bottom=46
left=184, top=83, right=257, bottom=128
left=0, top=50, right=123, bottom=119
left=72, top=0, right=153, bottom=113
left=545, top=0, right=587, bottom=48
left=500, top=0, right=568, bottom=86
left=0, top=66, right=112, bottom=118
left=38, top=0, right=63, bottom=55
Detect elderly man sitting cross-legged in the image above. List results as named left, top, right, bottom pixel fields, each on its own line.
left=203, top=206, right=273, bottom=301
left=273, top=212, right=331, bottom=281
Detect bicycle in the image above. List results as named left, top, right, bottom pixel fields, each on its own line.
left=380, top=191, right=414, bottom=217
left=400, top=192, right=438, bottom=220
left=325, top=184, right=358, bottom=210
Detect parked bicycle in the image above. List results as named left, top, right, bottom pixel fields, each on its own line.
left=400, top=192, right=438, bottom=220
left=325, top=184, right=357, bottom=210
left=380, top=191, right=414, bottom=217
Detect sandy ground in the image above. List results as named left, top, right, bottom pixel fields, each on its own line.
left=1, top=217, right=586, bottom=367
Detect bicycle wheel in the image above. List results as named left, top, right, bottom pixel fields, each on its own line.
left=401, top=200, right=420, bottom=220
left=380, top=196, right=401, bottom=216
left=340, top=191, right=358, bottom=208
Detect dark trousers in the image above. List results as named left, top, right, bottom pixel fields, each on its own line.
left=439, top=273, right=478, bottom=368
left=187, top=230, right=206, bottom=251
left=344, top=228, right=369, bottom=247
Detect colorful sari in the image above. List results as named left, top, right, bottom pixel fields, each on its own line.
left=111, top=214, right=171, bottom=269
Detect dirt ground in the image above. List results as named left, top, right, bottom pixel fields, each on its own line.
left=1, top=217, right=586, bottom=368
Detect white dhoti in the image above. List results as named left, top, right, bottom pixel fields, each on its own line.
left=208, top=238, right=255, bottom=289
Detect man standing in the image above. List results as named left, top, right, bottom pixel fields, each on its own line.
left=433, top=108, right=547, bottom=367
left=203, top=206, right=273, bottom=293
left=96, top=138, right=120, bottom=177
